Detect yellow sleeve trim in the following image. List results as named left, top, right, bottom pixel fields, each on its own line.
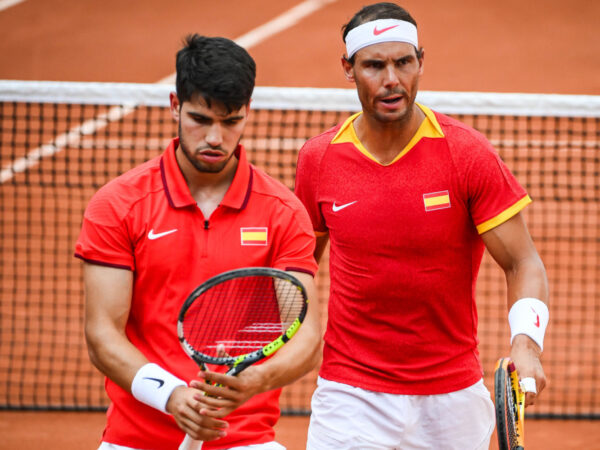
left=314, top=230, right=329, bottom=237
left=476, top=195, right=532, bottom=234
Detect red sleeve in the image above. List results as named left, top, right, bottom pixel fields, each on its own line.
left=74, top=184, right=135, bottom=270
left=450, top=125, right=530, bottom=234
left=271, top=197, right=318, bottom=276
left=294, top=133, right=331, bottom=235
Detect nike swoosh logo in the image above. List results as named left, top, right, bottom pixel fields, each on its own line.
left=143, top=377, right=165, bottom=388
left=532, top=307, right=540, bottom=328
left=332, top=201, right=357, bottom=212
left=373, top=25, right=399, bottom=36
left=148, top=228, right=177, bottom=240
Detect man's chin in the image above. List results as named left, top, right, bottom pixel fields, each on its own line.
left=374, top=110, right=411, bottom=123
left=187, top=151, right=234, bottom=173
left=191, top=162, right=228, bottom=173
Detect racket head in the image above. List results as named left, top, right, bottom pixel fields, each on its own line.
left=494, top=357, right=525, bottom=450
left=177, top=267, right=308, bottom=375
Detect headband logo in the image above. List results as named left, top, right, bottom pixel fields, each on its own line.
left=346, top=19, right=419, bottom=58
left=373, top=24, right=398, bottom=36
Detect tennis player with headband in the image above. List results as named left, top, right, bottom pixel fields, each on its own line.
left=294, top=2, right=549, bottom=448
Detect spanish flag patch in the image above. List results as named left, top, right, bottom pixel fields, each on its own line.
left=423, top=190, right=451, bottom=211
left=240, top=227, right=268, bottom=246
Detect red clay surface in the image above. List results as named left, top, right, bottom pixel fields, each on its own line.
left=1, top=1, right=599, bottom=449
left=0, top=0, right=598, bottom=93
left=1, top=413, right=599, bottom=450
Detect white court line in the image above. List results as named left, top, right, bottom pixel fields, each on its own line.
left=0, top=0, right=25, bottom=12
left=1, top=0, right=338, bottom=183
left=1, top=106, right=136, bottom=183
left=158, top=0, right=338, bottom=84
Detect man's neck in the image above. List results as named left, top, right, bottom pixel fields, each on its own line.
left=178, top=153, right=239, bottom=219
left=354, top=104, right=426, bottom=165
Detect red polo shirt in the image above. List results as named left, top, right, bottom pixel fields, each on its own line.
left=295, top=106, right=530, bottom=395
left=75, top=138, right=317, bottom=450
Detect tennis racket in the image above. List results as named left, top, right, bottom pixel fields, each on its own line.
left=494, top=357, right=525, bottom=450
left=177, top=267, right=309, bottom=450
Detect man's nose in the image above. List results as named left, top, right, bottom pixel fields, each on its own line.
left=205, top=123, right=223, bottom=147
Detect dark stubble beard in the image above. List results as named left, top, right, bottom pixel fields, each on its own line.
left=178, top=122, right=239, bottom=173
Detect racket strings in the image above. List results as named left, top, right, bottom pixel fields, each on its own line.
left=182, top=275, right=304, bottom=361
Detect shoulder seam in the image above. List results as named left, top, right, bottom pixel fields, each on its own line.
left=89, top=162, right=165, bottom=228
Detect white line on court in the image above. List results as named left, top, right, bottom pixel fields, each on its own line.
left=0, top=0, right=25, bottom=12
left=1, top=0, right=338, bottom=183
left=158, top=0, right=338, bottom=84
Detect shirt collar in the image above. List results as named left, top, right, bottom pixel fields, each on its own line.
left=160, top=137, right=253, bottom=210
left=331, top=103, right=444, bottom=165
left=220, top=144, right=253, bottom=210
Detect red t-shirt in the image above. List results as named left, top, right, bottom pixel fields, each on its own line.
left=75, top=138, right=317, bottom=449
left=295, top=105, right=530, bottom=395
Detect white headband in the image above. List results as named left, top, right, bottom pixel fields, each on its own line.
left=345, top=19, right=419, bottom=59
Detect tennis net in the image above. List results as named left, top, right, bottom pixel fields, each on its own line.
left=1, top=80, right=599, bottom=418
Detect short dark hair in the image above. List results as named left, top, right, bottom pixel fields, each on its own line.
left=175, top=34, right=256, bottom=112
left=342, top=2, right=420, bottom=63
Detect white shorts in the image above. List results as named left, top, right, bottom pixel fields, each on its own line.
left=98, top=440, right=286, bottom=450
left=307, top=377, right=495, bottom=450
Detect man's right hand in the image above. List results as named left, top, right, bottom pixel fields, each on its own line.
left=167, top=385, right=229, bottom=441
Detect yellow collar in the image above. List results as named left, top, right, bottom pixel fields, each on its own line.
left=331, top=104, right=444, bottom=166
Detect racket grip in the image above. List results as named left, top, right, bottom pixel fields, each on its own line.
left=178, top=434, right=203, bottom=450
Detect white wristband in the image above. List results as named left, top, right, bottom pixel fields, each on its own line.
left=131, top=363, right=187, bottom=414
left=508, top=297, right=549, bottom=351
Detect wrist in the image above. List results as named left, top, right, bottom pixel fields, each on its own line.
left=131, top=363, right=187, bottom=413
left=511, top=334, right=542, bottom=357
left=508, top=297, right=549, bottom=351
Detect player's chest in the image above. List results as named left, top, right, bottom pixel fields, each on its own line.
left=133, top=202, right=274, bottom=276
left=318, top=150, right=469, bottom=242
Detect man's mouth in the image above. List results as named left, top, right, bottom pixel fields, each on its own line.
left=197, top=149, right=227, bottom=162
left=379, top=94, right=403, bottom=106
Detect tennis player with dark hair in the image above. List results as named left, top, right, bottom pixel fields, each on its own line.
left=295, top=2, right=549, bottom=448
left=75, top=34, right=320, bottom=450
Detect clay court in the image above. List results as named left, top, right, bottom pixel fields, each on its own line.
left=0, top=1, right=599, bottom=449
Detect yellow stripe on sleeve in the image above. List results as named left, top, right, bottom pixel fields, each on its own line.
left=476, top=195, right=532, bottom=234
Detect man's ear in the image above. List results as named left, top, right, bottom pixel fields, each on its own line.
left=341, top=56, right=355, bottom=83
left=169, top=92, right=180, bottom=121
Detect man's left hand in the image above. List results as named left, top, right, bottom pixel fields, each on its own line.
left=510, top=334, right=547, bottom=407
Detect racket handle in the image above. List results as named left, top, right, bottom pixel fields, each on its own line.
left=178, top=434, right=203, bottom=450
